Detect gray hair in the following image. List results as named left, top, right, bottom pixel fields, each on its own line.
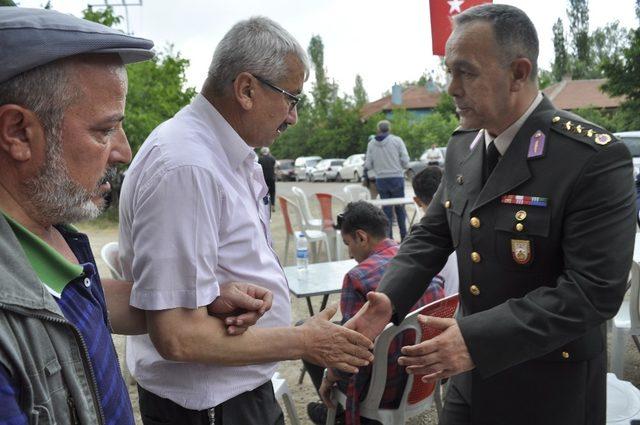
left=206, top=16, right=310, bottom=96
left=377, top=120, right=391, bottom=133
left=0, top=59, right=76, bottom=144
left=453, top=4, right=539, bottom=81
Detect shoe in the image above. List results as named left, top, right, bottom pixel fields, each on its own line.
left=306, top=401, right=344, bottom=425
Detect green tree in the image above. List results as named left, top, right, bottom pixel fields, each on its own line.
left=353, top=74, right=368, bottom=108
left=601, top=24, right=640, bottom=130
left=551, top=18, right=569, bottom=81
left=567, top=0, right=591, bottom=78
left=0, top=0, right=16, bottom=5
left=307, top=35, right=337, bottom=116
left=83, top=5, right=122, bottom=28
left=590, top=22, right=631, bottom=75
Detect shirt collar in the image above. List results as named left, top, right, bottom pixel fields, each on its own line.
left=192, top=93, right=254, bottom=170
left=370, top=238, right=398, bottom=256
left=2, top=212, right=83, bottom=296
left=484, top=91, right=543, bottom=155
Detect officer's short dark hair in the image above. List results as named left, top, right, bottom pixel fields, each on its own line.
left=412, top=166, right=443, bottom=205
left=337, top=201, right=388, bottom=240
left=453, top=4, right=539, bottom=80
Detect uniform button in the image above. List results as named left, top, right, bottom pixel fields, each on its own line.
left=515, top=223, right=524, bottom=232
left=515, top=210, right=527, bottom=221
left=471, top=252, right=481, bottom=263
left=83, top=277, right=91, bottom=288
left=456, top=175, right=464, bottom=185
left=445, top=200, right=451, bottom=209
left=562, top=351, right=570, bottom=359
left=469, top=285, right=480, bottom=296
left=470, top=217, right=480, bottom=228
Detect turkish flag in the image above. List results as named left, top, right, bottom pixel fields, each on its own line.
left=430, top=0, right=493, bottom=56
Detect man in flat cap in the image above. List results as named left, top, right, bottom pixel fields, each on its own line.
left=0, top=7, right=155, bottom=424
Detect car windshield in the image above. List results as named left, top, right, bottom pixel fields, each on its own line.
left=307, top=159, right=320, bottom=167
left=331, top=160, right=344, bottom=166
left=279, top=162, right=293, bottom=169
left=620, top=137, right=640, bottom=157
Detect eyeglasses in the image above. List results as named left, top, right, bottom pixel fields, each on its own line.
left=253, top=74, right=301, bottom=111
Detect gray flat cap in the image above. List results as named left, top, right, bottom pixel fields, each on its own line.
left=0, top=7, right=155, bottom=83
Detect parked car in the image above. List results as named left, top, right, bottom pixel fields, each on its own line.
left=294, top=156, right=322, bottom=181
left=615, top=131, right=640, bottom=178
left=339, top=153, right=365, bottom=182
left=405, top=147, right=447, bottom=180
left=310, top=159, right=345, bottom=182
left=275, top=159, right=295, bottom=181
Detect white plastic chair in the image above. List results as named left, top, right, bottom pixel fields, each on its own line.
left=278, top=196, right=332, bottom=264
left=606, top=373, right=640, bottom=424
left=100, top=241, right=123, bottom=280
left=272, top=372, right=300, bottom=425
left=342, top=184, right=371, bottom=202
left=291, top=186, right=323, bottom=230
left=326, top=294, right=459, bottom=425
left=99, top=241, right=135, bottom=385
left=611, top=261, right=640, bottom=379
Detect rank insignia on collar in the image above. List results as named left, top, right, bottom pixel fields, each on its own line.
left=511, top=239, right=532, bottom=265
left=528, top=130, right=546, bottom=159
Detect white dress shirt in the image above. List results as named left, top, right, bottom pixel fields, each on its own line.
left=118, top=94, right=290, bottom=409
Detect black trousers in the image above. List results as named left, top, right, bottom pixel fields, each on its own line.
left=138, top=380, right=284, bottom=425
left=265, top=178, right=276, bottom=207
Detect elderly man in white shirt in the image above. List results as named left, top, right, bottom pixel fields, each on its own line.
left=118, top=17, right=374, bottom=425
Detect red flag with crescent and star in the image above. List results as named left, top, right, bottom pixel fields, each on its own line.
left=429, top=0, right=493, bottom=56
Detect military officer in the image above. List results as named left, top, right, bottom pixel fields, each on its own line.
left=346, top=4, right=636, bottom=425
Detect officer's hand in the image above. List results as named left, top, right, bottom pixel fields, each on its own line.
left=398, top=315, right=475, bottom=382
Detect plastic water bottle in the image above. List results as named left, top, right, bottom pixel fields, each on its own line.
left=296, top=232, right=309, bottom=272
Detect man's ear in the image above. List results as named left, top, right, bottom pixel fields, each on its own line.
left=510, top=58, right=533, bottom=92
left=233, top=72, right=257, bottom=111
left=413, top=196, right=424, bottom=208
left=0, top=105, right=44, bottom=162
left=355, top=229, right=369, bottom=244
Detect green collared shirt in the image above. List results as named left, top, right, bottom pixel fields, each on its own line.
left=2, top=212, right=83, bottom=297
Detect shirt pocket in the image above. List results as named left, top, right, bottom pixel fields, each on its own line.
left=494, top=206, right=550, bottom=270
left=30, top=357, right=71, bottom=424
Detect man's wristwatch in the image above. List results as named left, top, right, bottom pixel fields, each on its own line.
left=323, top=368, right=334, bottom=383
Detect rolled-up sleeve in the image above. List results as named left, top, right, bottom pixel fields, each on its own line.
left=129, top=165, right=221, bottom=310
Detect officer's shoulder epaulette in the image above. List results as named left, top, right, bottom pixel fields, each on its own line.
left=549, top=111, right=617, bottom=149
left=451, top=126, right=480, bottom=136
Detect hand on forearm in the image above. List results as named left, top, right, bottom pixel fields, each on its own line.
left=208, top=281, right=273, bottom=335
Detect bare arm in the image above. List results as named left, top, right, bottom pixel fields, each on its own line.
left=102, top=278, right=147, bottom=335
left=147, top=304, right=374, bottom=373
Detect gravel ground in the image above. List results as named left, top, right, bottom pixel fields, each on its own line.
left=79, top=180, right=640, bottom=425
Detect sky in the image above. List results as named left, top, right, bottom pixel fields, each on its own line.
left=18, top=0, right=639, bottom=101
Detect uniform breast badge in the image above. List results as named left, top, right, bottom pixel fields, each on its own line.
left=501, top=194, right=548, bottom=207
left=511, top=239, right=532, bottom=265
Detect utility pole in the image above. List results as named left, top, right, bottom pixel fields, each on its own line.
left=88, top=0, right=142, bottom=34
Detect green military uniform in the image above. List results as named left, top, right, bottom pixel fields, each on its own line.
left=378, top=96, right=636, bottom=425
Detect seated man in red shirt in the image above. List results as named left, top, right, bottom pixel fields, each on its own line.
left=305, top=201, right=445, bottom=425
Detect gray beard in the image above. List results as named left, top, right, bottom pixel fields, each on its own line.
left=22, top=134, right=114, bottom=224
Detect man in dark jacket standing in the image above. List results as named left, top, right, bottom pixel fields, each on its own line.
left=259, top=146, right=277, bottom=212
left=347, top=4, right=636, bottom=425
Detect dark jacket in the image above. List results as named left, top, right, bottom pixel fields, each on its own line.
left=378, top=97, right=636, bottom=425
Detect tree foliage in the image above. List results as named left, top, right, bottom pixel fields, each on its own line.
left=567, top=0, right=591, bottom=78
left=0, top=0, right=16, bottom=5
left=81, top=6, right=195, bottom=157
left=552, top=18, right=569, bottom=81
left=353, top=74, right=368, bottom=108
left=601, top=25, right=640, bottom=130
